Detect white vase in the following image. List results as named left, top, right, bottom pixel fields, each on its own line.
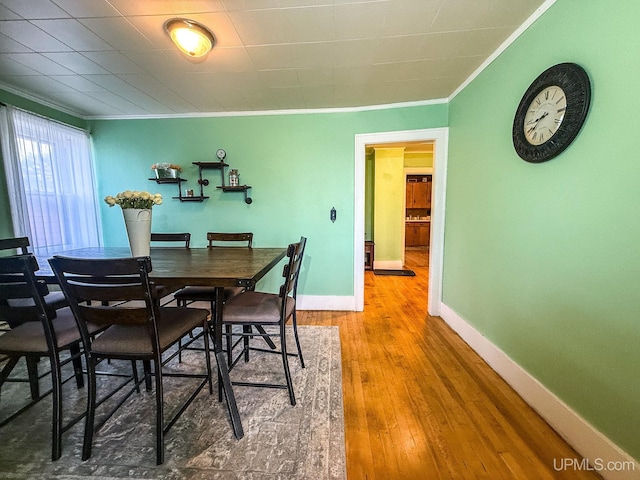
left=122, top=208, right=152, bottom=257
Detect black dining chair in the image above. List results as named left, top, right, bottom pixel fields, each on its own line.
left=221, top=237, right=307, bottom=405
left=173, top=232, right=252, bottom=308
left=49, top=254, right=213, bottom=465
left=0, top=254, right=97, bottom=461
left=172, top=232, right=276, bottom=363
left=150, top=232, right=191, bottom=247
left=150, top=232, right=191, bottom=302
left=0, top=237, right=68, bottom=313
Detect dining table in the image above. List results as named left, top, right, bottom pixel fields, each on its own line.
left=34, top=246, right=288, bottom=440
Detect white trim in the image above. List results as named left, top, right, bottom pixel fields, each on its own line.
left=354, top=127, right=448, bottom=314
left=439, top=303, right=640, bottom=480
left=373, top=260, right=403, bottom=270
left=449, top=0, right=558, bottom=101
left=297, top=295, right=355, bottom=311
left=0, top=81, right=85, bottom=120
left=82, top=98, right=449, bottom=121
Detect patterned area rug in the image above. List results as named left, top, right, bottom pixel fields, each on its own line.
left=0, top=325, right=346, bottom=479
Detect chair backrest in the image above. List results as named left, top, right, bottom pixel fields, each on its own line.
left=49, top=256, right=161, bottom=350
left=0, top=254, right=53, bottom=330
left=279, top=236, right=307, bottom=303
left=150, top=232, right=191, bottom=248
left=207, top=232, right=253, bottom=248
left=0, top=237, right=30, bottom=256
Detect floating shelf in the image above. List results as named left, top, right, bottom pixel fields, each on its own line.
left=171, top=195, right=208, bottom=202
left=217, top=185, right=253, bottom=204
left=192, top=161, right=228, bottom=169
left=149, top=177, right=187, bottom=184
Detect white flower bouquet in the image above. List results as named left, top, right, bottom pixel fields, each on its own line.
left=104, top=190, right=163, bottom=210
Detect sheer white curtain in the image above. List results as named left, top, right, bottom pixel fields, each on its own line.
left=0, top=105, right=102, bottom=253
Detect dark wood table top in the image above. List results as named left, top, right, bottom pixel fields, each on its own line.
left=36, top=246, right=287, bottom=289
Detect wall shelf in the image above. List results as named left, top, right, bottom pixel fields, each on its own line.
left=148, top=177, right=187, bottom=184
left=150, top=158, right=252, bottom=203
left=217, top=185, right=253, bottom=204
left=171, top=195, right=208, bottom=202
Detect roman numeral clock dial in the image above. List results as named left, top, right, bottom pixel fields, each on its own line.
left=513, top=63, right=591, bottom=163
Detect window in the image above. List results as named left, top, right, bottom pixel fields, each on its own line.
left=0, top=106, right=102, bottom=253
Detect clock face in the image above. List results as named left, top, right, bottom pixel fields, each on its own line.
left=216, top=148, right=226, bottom=160
left=523, top=86, right=567, bottom=146
left=512, top=63, right=591, bottom=163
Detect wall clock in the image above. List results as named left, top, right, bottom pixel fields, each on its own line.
left=512, top=63, right=591, bottom=163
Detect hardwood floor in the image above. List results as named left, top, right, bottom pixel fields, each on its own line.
left=298, top=248, right=602, bottom=479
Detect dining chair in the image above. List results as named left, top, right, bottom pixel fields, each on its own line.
left=150, top=232, right=191, bottom=247
left=150, top=232, right=191, bottom=302
left=221, top=236, right=307, bottom=405
left=0, top=238, right=72, bottom=401
left=173, top=232, right=253, bottom=307
left=0, top=237, right=68, bottom=313
left=172, top=232, right=273, bottom=363
left=49, top=255, right=213, bottom=465
left=0, top=254, right=96, bottom=461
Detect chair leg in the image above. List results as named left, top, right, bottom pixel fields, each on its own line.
left=70, top=343, right=84, bottom=388
left=280, top=324, right=296, bottom=406
left=143, top=360, right=152, bottom=392
left=291, top=310, right=305, bottom=368
left=25, top=356, right=40, bottom=399
left=203, top=323, right=213, bottom=394
left=131, top=360, right=140, bottom=393
left=82, top=356, right=98, bottom=461
left=225, top=324, right=232, bottom=365
left=242, top=326, right=251, bottom=362
left=154, top=356, right=164, bottom=465
left=49, top=352, right=63, bottom=461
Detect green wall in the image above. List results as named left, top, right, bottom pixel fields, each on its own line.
left=89, top=105, right=447, bottom=295
left=446, top=0, right=640, bottom=459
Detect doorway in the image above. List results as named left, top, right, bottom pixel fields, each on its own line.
left=354, top=128, right=449, bottom=316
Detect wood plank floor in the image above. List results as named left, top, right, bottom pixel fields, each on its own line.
left=298, top=248, right=602, bottom=479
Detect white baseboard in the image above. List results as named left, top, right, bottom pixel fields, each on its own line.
left=297, top=295, right=355, bottom=311
left=439, top=303, right=639, bottom=480
left=373, top=260, right=403, bottom=270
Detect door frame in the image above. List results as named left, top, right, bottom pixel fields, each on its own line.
left=354, top=127, right=449, bottom=315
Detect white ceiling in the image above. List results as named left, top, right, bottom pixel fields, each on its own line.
left=0, top=0, right=546, bottom=119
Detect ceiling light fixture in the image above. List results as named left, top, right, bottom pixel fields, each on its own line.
left=164, top=18, right=215, bottom=61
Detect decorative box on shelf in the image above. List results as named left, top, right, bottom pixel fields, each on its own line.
left=154, top=168, right=180, bottom=179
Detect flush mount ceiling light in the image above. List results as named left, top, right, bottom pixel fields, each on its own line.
left=164, top=18, right=215, bottom=61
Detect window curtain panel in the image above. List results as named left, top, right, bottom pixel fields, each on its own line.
left=0, top=105, right=102, bottom=253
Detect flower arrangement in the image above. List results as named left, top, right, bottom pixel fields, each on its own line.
left=151, top=162, right=182, bottom=172
left=104, top=190, right=163, bottom=209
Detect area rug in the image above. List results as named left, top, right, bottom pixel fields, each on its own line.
left=0, top=325, right=346, bottom=480
left=373, top=269, right=416, bottom=276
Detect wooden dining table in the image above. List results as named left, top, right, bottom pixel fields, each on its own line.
left=35, top=246, right=288, bottom=440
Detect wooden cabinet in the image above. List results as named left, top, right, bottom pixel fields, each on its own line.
left=406, top=181, right=430, bottom=209
left=405, top=222, right=430, bottom=247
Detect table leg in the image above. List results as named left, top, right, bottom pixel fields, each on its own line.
left=213, top=286, right=244, bottom=439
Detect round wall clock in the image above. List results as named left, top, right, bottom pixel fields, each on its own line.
left=512, top=63, right=591, bottom=163
left=216, top=148, right=226, bottom=160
